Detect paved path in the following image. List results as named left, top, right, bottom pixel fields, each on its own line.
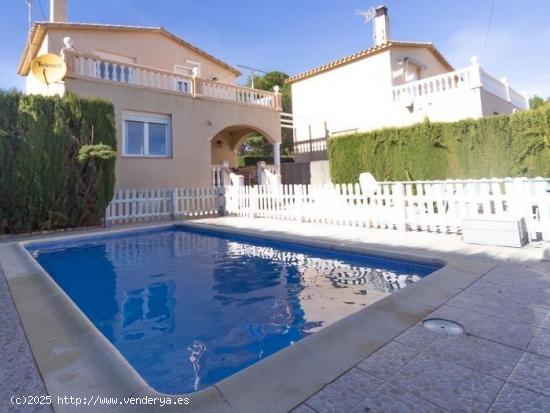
left=293, top=261, right=550, bottom=413
left=0, top=266, right=52, bottom=413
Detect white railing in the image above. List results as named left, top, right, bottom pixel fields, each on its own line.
left=479, top=70, right=508, bottom=101
left=225, top=178, right=550, bottom=241
left=510, top=88, right=528, bottom=110
left=211, top=165, right=224, bottom=187
left=201, top=80, right=279, bottom=108
left=392, top=62, right=529, bottom=110
left=105, top=187, right=223, bottom=225
left=68, top=51, right=195, bottom=94
left=65, top=50, right=281, bottom=110
left=294, top=138, right=328, bottom=154
left=392, top=66, right=474, bottom=102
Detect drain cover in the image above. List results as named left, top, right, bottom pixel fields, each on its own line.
left=423, top=318, right=464, bottom=336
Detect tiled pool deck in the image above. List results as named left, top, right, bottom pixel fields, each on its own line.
left=1, top=217, right=549, bottom=412
left=0, top=264, right=52, bottom=413
left=293, top=262, right=550, bottom=413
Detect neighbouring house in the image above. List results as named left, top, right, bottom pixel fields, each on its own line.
left=286, top=5, right=529, bottom=171
left=17, top=0, right=283, bottom=189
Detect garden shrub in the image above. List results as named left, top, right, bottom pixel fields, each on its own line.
left=328, top=103, right=550, bottom=183
left=0, top=91, right=116, bottom=233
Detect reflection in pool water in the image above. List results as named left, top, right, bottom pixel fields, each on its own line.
left=28, top=227, right=438, bottom=394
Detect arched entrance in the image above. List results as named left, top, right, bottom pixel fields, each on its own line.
left=210, top=124, right=280, bottom=172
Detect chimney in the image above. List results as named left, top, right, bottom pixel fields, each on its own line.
left=373, top=5, right=390, bottom=46
left=50, top=0, right=67, bottom=22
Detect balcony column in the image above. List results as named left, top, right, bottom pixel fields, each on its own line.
left=273, top=85, right=282, bottom=111
left=469, top=56, right=482, bottom=89
left=273, top=142, right=281, bottom=175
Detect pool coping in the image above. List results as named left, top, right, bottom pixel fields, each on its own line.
left=0, top=221, right=499, bottom=413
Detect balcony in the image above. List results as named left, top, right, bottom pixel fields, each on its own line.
left=63, top=50, right=282, bottom=111
left=392, top=59, right=529, bottom=111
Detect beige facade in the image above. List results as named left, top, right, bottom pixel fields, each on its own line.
left=67, top=77, right=280, bottom=188
left=23, top=25, right=239, bottom=84
left=18, top=8, right=282, bottom=189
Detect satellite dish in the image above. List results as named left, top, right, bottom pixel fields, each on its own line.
left=31, top=53, right=67, bottom=85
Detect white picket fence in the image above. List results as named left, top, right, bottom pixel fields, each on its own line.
left=105, top=188, right=223, bottom=225
left=104, top=178, right=550, bottom=242
left=225, top=178, right=550, bottom=241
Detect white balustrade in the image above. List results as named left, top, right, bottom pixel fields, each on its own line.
left=69, top=51, right=192, bottom=93
left=65, top=50, right=280, bottom=110
left=392, top=64, right=528, bottom=110
left=509, top=88, right=530, bottom=110
left=293, top=138, right=328, bottom=154
left=479, top=70, right=508, bottom=101
left=201, top=79, right=279, bottom=109
left=211, top=165, right=224, bottom=187
left=392, top=67, right=473, bottom=101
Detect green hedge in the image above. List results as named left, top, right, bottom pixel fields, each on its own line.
left=328, top=104, right=550, bottom=183
left=238, top=155, right=294, bottom=167
left=0, top=91, right=117, bottom=234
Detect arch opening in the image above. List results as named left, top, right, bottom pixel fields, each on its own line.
left=210, top=125, right=278, bottom=169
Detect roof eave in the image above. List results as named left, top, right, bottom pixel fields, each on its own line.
left=286, top=41, right=454, bottom=84
left=18, top=23, right=44, bottom=75
left=17, top=22, right=242, bottom=77
left=285, top=43, right=392, bottom=84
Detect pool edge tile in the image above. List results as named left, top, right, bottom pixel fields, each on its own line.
left=2, top=220, right=506, bottom=413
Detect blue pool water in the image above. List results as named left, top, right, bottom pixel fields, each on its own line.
left=27, top=226, right=439, bottom=394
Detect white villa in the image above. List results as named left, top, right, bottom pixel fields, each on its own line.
left=287, top=6, right=529, bottom=163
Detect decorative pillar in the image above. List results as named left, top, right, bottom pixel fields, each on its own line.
left=469, top=56, right=482, bottom=89
left=273, top=143, right=281, bottom=175
left=192, top=66, right=199, bottom=97
left=273, top=85, right=282, bottom=111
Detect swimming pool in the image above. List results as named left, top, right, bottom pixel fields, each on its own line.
left=26, top=226, right=439, bottom=394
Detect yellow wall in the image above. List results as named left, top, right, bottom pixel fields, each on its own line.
left=44, top=27, right=237, bottom=84
left=66, top=77, right=281, bottom=189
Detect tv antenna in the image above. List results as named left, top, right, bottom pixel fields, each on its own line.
left=26, top=0, right=33, bottom=32
left=237, top=64, right=267, bottom=89
left=355, top=6, right=376, bottom=44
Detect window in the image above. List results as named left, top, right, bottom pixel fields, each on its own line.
left=400, top=57, right=426, bottom=83
left=123, top=112, right=171, bottom=157
left=175, top=79, right=190, bottom=94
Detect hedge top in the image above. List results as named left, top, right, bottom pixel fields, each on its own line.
left=328, top=103, right=550, bottom=183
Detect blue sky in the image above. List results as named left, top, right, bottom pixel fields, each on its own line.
left=2, top=0, right=550, bottom=97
